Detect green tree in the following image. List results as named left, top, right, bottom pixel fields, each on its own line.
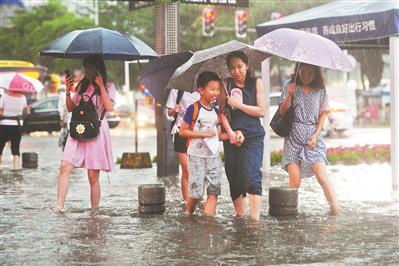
left=0, top=0, right=93, bottom=75
left=97, top=1, right=155, bottom=88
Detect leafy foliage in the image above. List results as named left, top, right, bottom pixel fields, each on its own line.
left=0, top=0, right=93, bottom=74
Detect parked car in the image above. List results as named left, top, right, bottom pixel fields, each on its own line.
left=268, top=93, right=353, bottom=137
left=22, top=95, right=120, bottom=134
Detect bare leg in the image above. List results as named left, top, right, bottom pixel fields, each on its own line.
left=312, top=162, right=341, bottom=216
left=186, top=197, right=198, bottom=214
left=233, top=195, right=246, bottom=218
left=178, top=152, right=189, bottom=202
left=288, top=163, right=301, bottom=188
left=56, top=160, right=74, bottom=210
left=12, top=155, right=20, bottom=170
left=248, top=194, right=262, bottom=221
left=87, top=169, right=101, bottom=209
left=203, top=195, right=218, bottom=216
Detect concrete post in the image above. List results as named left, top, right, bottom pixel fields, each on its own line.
left=154, top=3, right=180, bottom=177
left=261, top=59, right=271, bottom=174
left=390, top=35, right=399, bottom=196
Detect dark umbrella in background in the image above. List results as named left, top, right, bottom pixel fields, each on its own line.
left=138, top=51, right=193, bottom=104
left=40, top=27, right=158, bottom=60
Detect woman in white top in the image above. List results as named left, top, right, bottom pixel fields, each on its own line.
left=0, top=91, right=29, bottom=169
left=166, top=89, right=200, bottom=202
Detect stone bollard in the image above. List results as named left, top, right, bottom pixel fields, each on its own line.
left=269, top=187, right=298, bottom=216
left=138, top=184, right=165, bottom=214
left=22, top=152, right=38, bottom=169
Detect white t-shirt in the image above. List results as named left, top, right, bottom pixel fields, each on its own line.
left=0, top=94, right=27, bottom=126
left=58, top=92, right=74, bottom=127
left=183, top=102, right=221, bottom=158
left=166, top=89, right=200, bottom=134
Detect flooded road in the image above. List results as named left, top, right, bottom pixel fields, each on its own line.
left=1, top=127, right=398, bottom=265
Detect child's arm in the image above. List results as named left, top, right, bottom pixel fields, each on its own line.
left=220, top=113, right=237, bottom=143
left=179, top=121, right=216, bottom=139
left=217, top=124, right=224, bottom=140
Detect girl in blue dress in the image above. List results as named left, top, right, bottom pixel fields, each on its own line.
left=279, top=62, right=341, bottom=216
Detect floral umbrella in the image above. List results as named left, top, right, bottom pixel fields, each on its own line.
left=254, top=28, right=355, bottom=71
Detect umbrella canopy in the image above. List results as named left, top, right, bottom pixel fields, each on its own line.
left=167, top=40, right=270, bottom=92
left=0, top=72, right=44, bottom=94
left=138, top=51, right=193, bottom=103
left=254, top=28, right=355, bottom=71
left=40, top=27, right=158, bottom=60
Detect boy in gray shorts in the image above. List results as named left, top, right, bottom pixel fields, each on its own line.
left=179, top=71, right=224, bottom=216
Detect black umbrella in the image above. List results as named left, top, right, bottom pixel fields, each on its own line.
left=40, top=27, right=158, bottom=60
left=138, top=51, right=193, bottom=103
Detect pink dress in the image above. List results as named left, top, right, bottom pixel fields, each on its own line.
left=62, top=82, right=116, bottom=172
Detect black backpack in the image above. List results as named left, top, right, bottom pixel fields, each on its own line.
left=69, top=92, right=105, bottom=140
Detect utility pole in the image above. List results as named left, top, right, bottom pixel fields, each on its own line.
left=154, top=2, right=180, bottom=177
left=93, top=0, right=99, bottom=26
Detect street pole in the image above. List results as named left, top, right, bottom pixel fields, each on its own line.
left=390, top=35, right=399, bottom=197
left=261, top=59, right=271, bottom=175
left=93, top=0, right=99, bottom=26
left=154, top=2, right=180, bottom=177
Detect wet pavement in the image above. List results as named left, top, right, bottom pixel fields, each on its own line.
left=0, top=126, right=398, bottom=265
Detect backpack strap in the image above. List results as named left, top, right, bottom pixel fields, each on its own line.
left=216, top=110, right=221, bottom=126
left=189, top=101, right=200, bottom=130
left=81, top=90, right=107, bottom=121
left=185, top=101, right=200, bottom=148
left=176, top=90, right=184, bottom=105
left=171, top=90, right=184, bottom=125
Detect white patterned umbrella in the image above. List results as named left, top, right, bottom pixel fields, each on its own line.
left=254, top=28, right=355, bottom=71
left=0, top=72, right=44, bottom=94
left=167, top=40, right=270, bottom=92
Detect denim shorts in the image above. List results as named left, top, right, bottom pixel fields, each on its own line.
left=224, top=135, right=264, bottom=201
left=188, top=155, right=222, bottom=199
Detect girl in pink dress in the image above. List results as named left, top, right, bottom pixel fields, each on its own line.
left=55, top=55, right=115, bottom=212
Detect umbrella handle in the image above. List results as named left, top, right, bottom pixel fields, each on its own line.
left=293, top=62, right=300, bottom=84
left=222, top=79, right=229, bottom=96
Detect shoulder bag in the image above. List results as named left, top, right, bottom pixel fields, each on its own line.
left=270, top=95, right=294, bottom=137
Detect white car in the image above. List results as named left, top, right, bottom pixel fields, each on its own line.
left=268, top=93, right=353, bottom=137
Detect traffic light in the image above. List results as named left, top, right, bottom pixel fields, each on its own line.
left=202, top=7, right=216, bottom=37
left=235, top=10, right=248, bottom=38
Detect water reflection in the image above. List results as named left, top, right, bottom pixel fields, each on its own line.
left=62, top=212, right=111, bottom=264
left=0, top=169, right=23, bottom=185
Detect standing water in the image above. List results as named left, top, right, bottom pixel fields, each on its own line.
left=0, top=131, right=398, bottom=265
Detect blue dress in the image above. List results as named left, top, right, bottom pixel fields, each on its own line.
left=281, top=80, right=330, bottom=178
left=223, top=77, right=265, bottom=201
